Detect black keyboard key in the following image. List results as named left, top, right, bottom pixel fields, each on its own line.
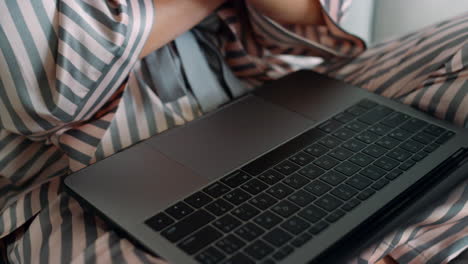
left=342, top=139, right=367, bottom=152
left=401, top=140, right=424, bottom=153
left=382, top=112, right=411, bottom=127
left=250, top=193, right=278, bottom=210
left=196, top=247, right=226, bottom=264
left=298, top=164, right=325, bottom=179
left=232, top=203, right=261, bottom=221
left=242, top=179, right=268, bottom=195
left=185, top=192, right=213, bottom=209
left=272, top=245, right=294, bottom=261
left=206, top=199, right=234, bottom=216
left=309, top=221, right=329, bottom=235
left=283, top=174, right=310, bottom=189
left=358, top=105, right=393, bottom=125
left=235, top=223, right=265, bottom=242
left=259, top=170, right=285, bottom=185
left=304, top=144, right=329, bottom=157
left=318, top=136, right=343, bottom=149
left=274, top=160, right=299, bottom=175
left=267, top=183, right=294, bottom=199
left=342, top=199, right=361, bottom=211
left=325, top=209, right=345, bottom=223
left=412, top=132, right=436, bottom=145
left=242, top=155, right=278, bottom=177
left=387, top=148, right=412, bottom=162
left=254, top=211, right=282, bottom=230
left=401, top=118, right=428, bottom=133
left=335, top=161, right=361, bottom=176
left=374, top=157, right=400, bottom=171
left=178, top=226, right=222, bottom=255
left=333, top=128, right=357, bottom=141
left=357, top=131, right=380, bottom=144
left=358, top=99, right=378, bottom=109
left=372, top=179, right=390, bottom=190
left=272, top=200, right=300, bottom=218
left=423, top=124, right=446, bottom=137
left=225, top=253, right=255, bottom=264
left=298, top=205, right=326, bottom=223
left=288, top=190, right=316, bottom=207
left=264, top=228, right=293, bottom=247
left=291, top=233, right=313, bottom=247
left=213, top=215, right=242, bottom=233
left=161, top=210, right=215, bottom=242
left=363, top=144, right=387, bottom=158
left=349, top=153, right=374, bottom=167
left=328, top=147, right=354, bottom=161
left=281, top=216, right=310, bottom=235
left=346, top=120, right=369, bottom=132
left=203, top=182, right=230, bottom=198
left=245, top=240, right=274, bottom=260
left=319, top=119, right=343, bottom=133
left=315, top=194, right=343, bottom=212
left=424, top=143, right=440, bottom=153
left=368, top=123, right=392, bottom=136
left=215, top=234, right=246, bottom=255
left=389, top=128, right=412, bottom=141
left=412, top=151, right=428, bottom=162
left=263, top=258, right=276, bottom=264
left=166, top=202, right=194, bottom=220
left=331, top=184, right=358, bottom=201
left=289, top=152, right=315, bottom=166
left=224, top=189, right=252, bottom=206
left=222, top=170, right=251, bottom=188
left=357, top=189, right=376, bottom=201
left=386, top=169, right=404, bottom=180
left=360, top=165, right=386, bottom=180
left=334, top=112, right=355, bottom=124
left=314, top=155, right=340, bottom=170
left=376, top=136, right=400, bottom=150
left=436, top=131, right=455, bottom=144
left=347, top=105, right=368, bottom=116
left=145, top=212, right=174, bottom=231
left=320, top=171, right=347, bottom=186
left=305, top=180, right=332, bottom=196
left=400, top=160, right=416, bottom=171
left=346, top=175, right=372, bottom=190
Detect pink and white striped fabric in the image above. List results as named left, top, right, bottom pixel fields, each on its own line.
left=0, top=0, right=467, bottom=263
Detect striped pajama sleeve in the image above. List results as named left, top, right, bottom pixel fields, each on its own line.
left=244, top=0, right=365, bottom=58
left=0, top=0, right=155, bottom=261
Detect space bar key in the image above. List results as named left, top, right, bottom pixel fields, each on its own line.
left=160, top=210, right=215, bottom=243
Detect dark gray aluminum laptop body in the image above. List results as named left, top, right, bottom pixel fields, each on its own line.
left=64, top=70, right=468, bottom=264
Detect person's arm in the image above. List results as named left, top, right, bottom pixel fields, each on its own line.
left=246, top=0, right=325, bottom=25
left=140, top=0, right=225, bottom=59
left=378, top=256, right=399, bottom=264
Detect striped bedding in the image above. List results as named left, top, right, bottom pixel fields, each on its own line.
left=0, top=0, right=467, bottom=263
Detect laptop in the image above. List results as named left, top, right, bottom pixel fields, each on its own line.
left=65, top=70, right=468, bottom=264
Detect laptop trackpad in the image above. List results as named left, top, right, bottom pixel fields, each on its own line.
left=147, top=95, right=314, bottom=180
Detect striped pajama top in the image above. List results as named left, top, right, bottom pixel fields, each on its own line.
left=1, top=0, right=467, bottom=263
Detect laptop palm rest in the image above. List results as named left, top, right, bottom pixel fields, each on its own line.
left=148, top=95, right=314, bottom=181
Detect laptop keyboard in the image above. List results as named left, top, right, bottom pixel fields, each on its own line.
left=145, top=99, right=456, bottom=264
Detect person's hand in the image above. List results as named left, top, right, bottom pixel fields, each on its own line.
left=377, top=256, right=398, bottom=264
left=140, top=0, right=225, bottom=59
left=246, top=0, right=324, bottom=25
